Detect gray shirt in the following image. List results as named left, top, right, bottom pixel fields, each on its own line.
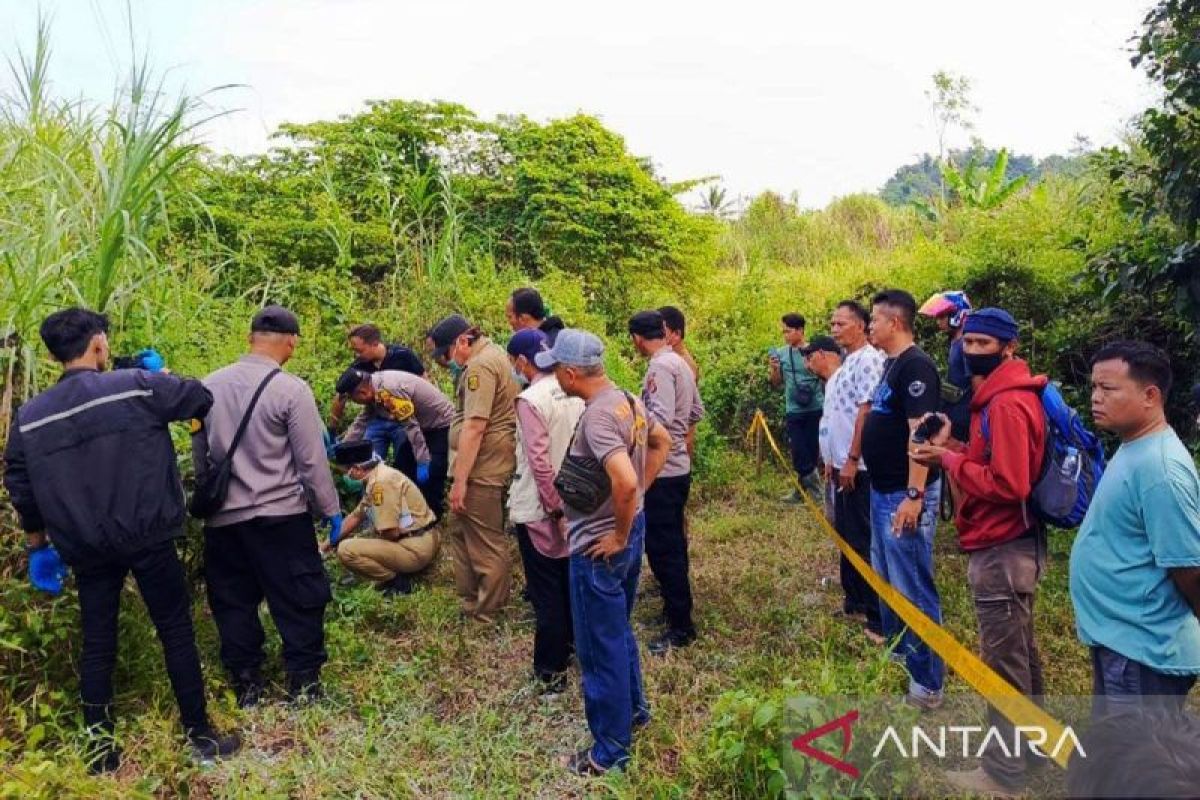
left=192, top=354, right=339, bottom=527
left=344, top=370, right=455, bottom=463
left=641, top=346, right=704, bottom=478
left=565, top=387, right=649, bottom=555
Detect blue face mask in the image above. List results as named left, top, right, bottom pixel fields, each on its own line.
left=512, top=368, right=529, bottom=388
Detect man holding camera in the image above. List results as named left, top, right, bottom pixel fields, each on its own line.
left=911, top=308, right=1048, bottom=797
left=769, top=313, right=824, bottom=502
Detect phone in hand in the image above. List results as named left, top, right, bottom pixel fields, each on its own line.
left=911, top=414, right=945, bottom=444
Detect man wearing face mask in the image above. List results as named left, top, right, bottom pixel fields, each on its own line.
left=910, top=307, right=1048, bottom=798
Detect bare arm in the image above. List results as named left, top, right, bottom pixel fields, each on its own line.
left=1171, top=567, right=1200, bottom=620
left=604, top=450, right=640, bottom=548
left=644, top=420, right=672, bottom=488
left=329, top=394, right=347, bottom=430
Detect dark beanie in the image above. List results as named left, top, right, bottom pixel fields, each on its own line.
left=963, top=307, right=1019, bottom=342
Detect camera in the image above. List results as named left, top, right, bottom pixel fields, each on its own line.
left=911, top=414, right=945, bottom=444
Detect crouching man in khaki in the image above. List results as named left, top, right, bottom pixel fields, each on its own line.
left=325, top=440, right=439, bottom=596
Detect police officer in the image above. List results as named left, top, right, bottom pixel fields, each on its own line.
left=192, top=305, right=341, bottom=706
left=336, top=368, right=454, bottom=518
left=428, top=314, right=519, bottom=623
left=628, top=310, right=705, bottom=654
left=325, top=440, right=440, bottom=596
left=327, top=323, right=425, bottom=464
left=3, top=308, right=240, bottom=773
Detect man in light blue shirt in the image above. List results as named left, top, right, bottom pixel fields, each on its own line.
left=1070, top=341, right=1200, bottom=717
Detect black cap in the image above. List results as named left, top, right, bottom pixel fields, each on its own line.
left=335, top=368, right=370, bottom=396
left=800, top=335, right=840, bottom=357
left=333, top=439, right=375, bottom=466
left=627, top=310, right=666, bottom=339
left=251, top=305, right=300, bottom=335
left=428, top=314, right=471, bottom=359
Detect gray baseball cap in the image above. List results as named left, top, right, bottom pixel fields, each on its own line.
left=534, top=328, right=605, bottom=369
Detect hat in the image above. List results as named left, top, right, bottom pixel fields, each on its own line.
left=919, top=291, right=972, bottom=328
left=800, top=335, right=840, bottom=357
left=534, top=328, right=605, bottom=370
left=627, top=310, right=666, bottom=339
left=428, top=314, right=471, bottom=360
left=963, top=307, right=1019, bottom=342
left=335, top=368, right=370, bottom=396
left=333, top=439, right=376, bottom=467
left=506, top=328, right=549, bottom=363
left=251, top=304, right=301, bottom=335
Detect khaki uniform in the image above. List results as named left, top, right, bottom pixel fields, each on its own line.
left=338, top=463, right=440, bottom=583
left=448, top=337, right=518, bottom=621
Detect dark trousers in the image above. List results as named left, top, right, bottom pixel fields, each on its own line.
left=514, top=524, right=573, bottom=678
left=786, top=412, right=821, bottom=477
left=834, top=472, right=882, bottom=635
left=204, top=513, right=331, bottom=679
left=74, top=541, right=209, bottom=733
left=1091, top=645, right=1198, bottom=719
left=968, top=534, right=1046, bottom=788
left=392, top=426, right=449, bottom=520
left=644, top=473, right=694, bottom=635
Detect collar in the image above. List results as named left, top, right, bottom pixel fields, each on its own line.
left=241, top=353, right=282, bottom=367
left=467, top=337, right=490, bottom=360
left=649, top=343, right=674, bottom=360
left=58, top=366, right=99, bottom=382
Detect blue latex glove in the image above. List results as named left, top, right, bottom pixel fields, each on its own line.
left=323, top=429, right=338, bottom=460
left=137, top=348, right=165, bottom=372
left=29, top=545, right=68, bottom=595
left=416, top=462, right=431, bottom=485
left=324, top=513, right=345, bottom=547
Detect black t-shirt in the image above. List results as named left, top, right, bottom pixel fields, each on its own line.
left=861, top=345, right=941, bottom=492
left=352, top=344, right=425, bottom=377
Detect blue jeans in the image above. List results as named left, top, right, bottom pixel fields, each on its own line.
left=365, top=418, right=411, bottom=466
left=1090, top=645, right=1198, bottom=719
left=869, top=482, right=945, bottom=698
left=569, top=513, right=649, bottom=769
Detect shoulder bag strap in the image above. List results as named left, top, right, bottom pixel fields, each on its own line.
left=224, top=368, right=281, bottom=462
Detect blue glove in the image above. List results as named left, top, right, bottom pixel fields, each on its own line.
left=324, top=513, right=344, bottom=547
left=323, top=429, right=338, bottom=459
left=137, top=348, right=165, bottom=372
left=29, top=545, right=68, bottom=595
left=416, top=462, right=431, bottom=485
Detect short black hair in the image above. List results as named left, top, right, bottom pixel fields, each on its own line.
left=836, top=300, right=870, bottom=327
left=871, top=289, right=918, bottom=332
left=348, top=324, right=382, bottom=345
left=39, top=308, right=109, bottom=363
left=1091, top=340, right=1173, bottom=398
left=1066, top=711, right=1200, bottom=799
left=510, top=287, right=546, bottom=321
left=781, top=313, right=806, bottom=330
left=658, top=306, right=686, bottom=338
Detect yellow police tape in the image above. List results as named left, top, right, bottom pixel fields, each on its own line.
left=746, top=409, right=1075, bottom=769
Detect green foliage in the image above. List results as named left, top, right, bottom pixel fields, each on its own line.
left=940, top=148, right=1030, bottom=210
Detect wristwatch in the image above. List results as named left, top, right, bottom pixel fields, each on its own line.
left=905, top=487, right=925, bottom=501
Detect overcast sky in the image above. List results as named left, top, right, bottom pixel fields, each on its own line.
left=2, top=0, right=1157, bottom=209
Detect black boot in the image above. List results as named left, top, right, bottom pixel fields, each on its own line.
left=648, top=627, right=697, bottom=656
left=378, top=573, right=413, bottom=596
left=286, top=670, right=323, bottom=705
left=187, top=725, right=242, bottom=764
left=83, top=704, right=121, bottom=775
left=231, top=667, right=265, bottom=709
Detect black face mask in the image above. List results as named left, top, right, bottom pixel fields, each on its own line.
left=965, top=352, right=1004, bottom=378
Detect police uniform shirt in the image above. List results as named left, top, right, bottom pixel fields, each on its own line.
left=642, top=345, right=704, bottom=478
left=449, top=337, right=519, bottom=486
left=356, top=463, right=436, bottom=533
left=343, top=371, right=455, bottom=462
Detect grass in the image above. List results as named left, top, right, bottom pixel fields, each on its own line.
left=0, top=447, right=1096, bottom=799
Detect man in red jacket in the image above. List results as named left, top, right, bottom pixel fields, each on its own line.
left=910, top=307, right=1047, bottom=798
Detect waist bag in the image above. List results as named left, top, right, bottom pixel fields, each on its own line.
left=554, top=392, right=638, bottom=515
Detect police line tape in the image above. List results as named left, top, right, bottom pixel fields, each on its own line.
left=745, top=409, right=1076, bottom=769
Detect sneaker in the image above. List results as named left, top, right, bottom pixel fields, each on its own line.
left=232, top=668, right=265, bottom=709
left=780, top=489, right=803, bottom=505
left=286, top=672, right=324, bottom=705
left=800, top=471, right=823, bottom=500
left=942, top=766, right=1021, bottom=798
left=904, top=691, right=944, bottom=712
left=188, top=728, right=242, bottom=764
left=378, top=573, right=413, bottom=596
left=648, top=628, right=697, bottom=656
left=562, top=748, right=609, bottom=776
left=536, top=671, right=568, bottom=697
left=84, top=736, right=122, bottom=775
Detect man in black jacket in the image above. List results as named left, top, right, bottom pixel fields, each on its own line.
left=3, top=308, right=240, bottom=773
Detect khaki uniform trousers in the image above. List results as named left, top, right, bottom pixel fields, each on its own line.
left=449, top=483, right=511, bottom=621
left=338, top=530, right=440, bottom=583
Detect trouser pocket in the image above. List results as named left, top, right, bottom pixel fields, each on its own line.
left=289, top=555, right=332, bottom=609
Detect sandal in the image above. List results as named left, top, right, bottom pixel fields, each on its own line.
left=563, top=748, right=608, bottom=776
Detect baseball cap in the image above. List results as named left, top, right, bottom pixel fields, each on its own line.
left=534, top=328, right=605, bottom=370
left=627, top=310, right=666, bottom=339
left=428, top=314, right=471, bottom=360
left=800, top=335, right=840, bottom=357
left=506, top=328, right=549, bottom=363
left=335, top=368, right=370, bottom=396
left=251, top=305, right=300, bottom=335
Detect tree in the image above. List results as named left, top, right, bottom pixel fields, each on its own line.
left=926, top=70, right=977, bottom=204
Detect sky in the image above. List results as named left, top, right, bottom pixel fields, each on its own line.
left=1, top=0, right=1158, bottom=209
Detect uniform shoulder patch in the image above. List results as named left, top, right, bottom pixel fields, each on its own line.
left=466, top=374, right=480, bottom=391
left=907, top=380, right=927, bottom=398
left=371, top=486, right=385, bottom=506
left=377, top=390, right=415, bottom=421
left=189, top=418, right=204, bottom=435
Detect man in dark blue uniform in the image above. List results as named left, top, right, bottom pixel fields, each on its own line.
left=3, top=308, right=240, bottom=773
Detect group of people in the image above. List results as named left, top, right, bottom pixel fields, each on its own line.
left=3, top=288, right=707, bottom=777
left=775, top=289, right=1200, bottom=797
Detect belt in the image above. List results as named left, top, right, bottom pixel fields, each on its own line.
left=398, top=521, right=438, bottom=539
